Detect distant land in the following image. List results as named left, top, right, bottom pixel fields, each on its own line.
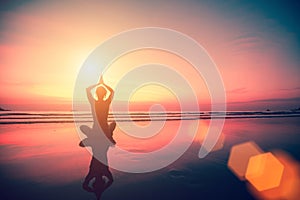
left=0, top=107, right=10, bottom=111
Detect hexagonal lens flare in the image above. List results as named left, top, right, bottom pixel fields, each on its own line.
left=245, top=152, right=284, bottom=191
left=228, top=141, right=263, bottom=180
left=247, top=151, right=300, bottom=199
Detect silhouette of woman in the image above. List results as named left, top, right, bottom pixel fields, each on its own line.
left=79, top=75, right=116, bottom=199
left=86, top=76, right=116, bottom=144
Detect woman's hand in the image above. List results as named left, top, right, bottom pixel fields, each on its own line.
left=99, top=76, right=104, bottom=84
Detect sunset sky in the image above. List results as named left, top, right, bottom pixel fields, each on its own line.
left=0, top=0, right=299, bottom=111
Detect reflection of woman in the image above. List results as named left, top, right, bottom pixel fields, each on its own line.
left=82, top=156, right=114, bottom=200
left=86, top=76, right=116, bottom=144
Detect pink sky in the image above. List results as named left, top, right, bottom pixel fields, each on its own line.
left=0, top=0, right=299, bottom=111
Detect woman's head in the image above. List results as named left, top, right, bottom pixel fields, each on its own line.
left=96, top=86, right=107, bottom=100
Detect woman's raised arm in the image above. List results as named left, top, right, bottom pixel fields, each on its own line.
left=99, top=76, right=114, bottom=103
left=86, top=83, right=99, bottom=104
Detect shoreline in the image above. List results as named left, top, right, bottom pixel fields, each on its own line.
left=1, top=112, right=300, bottom=125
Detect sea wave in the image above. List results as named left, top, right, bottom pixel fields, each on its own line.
left=0, top=110, right=299, bottom=124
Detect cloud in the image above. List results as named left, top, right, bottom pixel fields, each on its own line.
left=228, top=97, right=300, bottom=105
left=279, top=87, right=300, bottom=91
left=249, top=97, right=300, bottom=103
left=0, top=80, right=40, bottom=86
left=227, top=87, right=248, bottom=94
left=226, top=96, right=300, bottom=111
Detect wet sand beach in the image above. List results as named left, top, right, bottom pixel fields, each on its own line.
left=0, top=113, right=299, bottom=200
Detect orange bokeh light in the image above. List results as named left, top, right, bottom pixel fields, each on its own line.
left=227, top=141, right=263, bottom=180
left=247, top=151, right=300, bottom=200
left=203, top=132, right=225, bottom=153
left=245, top=152, right=284, bottom=192
left=191, top=120, right=225, bottom=152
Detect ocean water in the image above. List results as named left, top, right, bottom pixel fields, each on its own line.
left=1, top=110, right=300, bottom=124
left=0, top=111, right=300, bottom=200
